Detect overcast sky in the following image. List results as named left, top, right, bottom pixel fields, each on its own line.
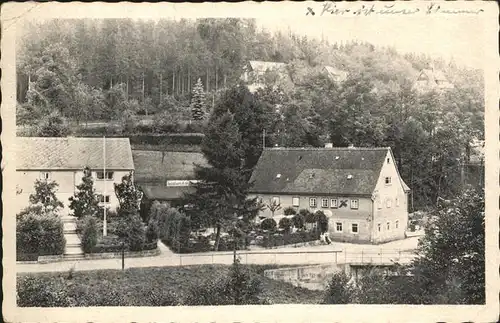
left=257, top=16, right=485, bottom=69
left=10, top=2, right=488, bottom=70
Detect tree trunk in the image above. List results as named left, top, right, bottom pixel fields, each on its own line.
left=159, top=73, right=162, bottom=103
left=214, top=224, right=221, bottom=251
left=181, top=68, right=185, bottom=95
left=172, top=70, right=175, bottom=96
left=224, top=73, right=227, bottom=88
left=206, top=68, right=209, bottom=92
left=110, top=77, right=113, bottom=89
left=142, top=72, right=145, bottom=104
left=188, top=68, right=191, bottom=93
left=126, top=76, right=129, bottom=101
left=215, top=66, right=218, bottom=92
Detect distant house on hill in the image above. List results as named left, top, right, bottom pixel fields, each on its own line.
left=413, top=67, right=454, bottom=92
left=323, top=66, right=348, bottom=83
left=132, top=150, right=208, bottom=208
left=241, top=60, right=291, bottom=93
left=249, top=145, right=411, bottom=244
left=15, top=137, right=135, bottom=215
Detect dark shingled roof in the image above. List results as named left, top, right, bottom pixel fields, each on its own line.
left=132, top=150, right=207, bottom=183
left=16, top=137, right=134, bottom=170
left=140, top=184, right=195, bottom=201
left=249, top=147, right=390, bottom=196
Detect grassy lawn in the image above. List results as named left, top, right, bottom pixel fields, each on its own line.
left=17, top=264, right=323, bottom=306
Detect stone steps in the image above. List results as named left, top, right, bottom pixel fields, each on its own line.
left=62, top=216, right=84, bottom=257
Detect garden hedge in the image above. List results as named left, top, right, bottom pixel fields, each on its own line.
left=16, top=211, right=66, bottom=260
left=257, top=230, right=320, bottom=248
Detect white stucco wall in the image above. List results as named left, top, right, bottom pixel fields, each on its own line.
left=16, top=169, right=132, bottom=215
left=371, top=150, right=409, bottom=243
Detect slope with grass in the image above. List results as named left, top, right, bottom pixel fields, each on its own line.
left=17, top=264, right=323, bottom=306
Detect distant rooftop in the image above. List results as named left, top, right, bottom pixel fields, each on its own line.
left=16, top=137, right=134, bottom=170
left=250, top=146, right=407, bottom=196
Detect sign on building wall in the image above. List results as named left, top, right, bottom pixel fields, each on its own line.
left=166, top=180, right=199, bottom=187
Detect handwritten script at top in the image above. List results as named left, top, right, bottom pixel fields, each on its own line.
left=305, top=3, right=485, bottom=16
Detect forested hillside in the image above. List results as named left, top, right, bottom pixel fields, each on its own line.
left=16, top=18, right=482, bottom=123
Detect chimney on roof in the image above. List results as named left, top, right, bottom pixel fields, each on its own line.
left=325, top=143, right=333, bottom=148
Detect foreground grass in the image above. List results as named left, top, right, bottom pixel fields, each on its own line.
left=17, top=264, right=323, bottom=306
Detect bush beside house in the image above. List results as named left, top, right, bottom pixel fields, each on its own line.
left=16, top=209, right=66, bottom=261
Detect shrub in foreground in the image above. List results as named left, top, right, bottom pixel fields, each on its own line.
left=258, top=230, right=320, bottom=248
left=184, top=260, right=265, bottom=305
left=117, top=212, right=146, bottom=252
left=283, top=206, right=297, bottom=216
left=17, top=211, right=66, bottom=258
left=322, top=272, right=354, bottom=304
left=316, top=210, right=329, bottom=234
left=278, top=217, right=292, bottom=233
left=292, top=214, right=305, bottom=229
left=260, top=218, right=277, bottom=231
left=17, top=276, right=70, bottom=307
left=81, top=216, right=98, bottom=253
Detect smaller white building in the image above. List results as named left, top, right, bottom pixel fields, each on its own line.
left=323, top=66, right=348, bottom=83
left=15, top=137, right=135, bottom=215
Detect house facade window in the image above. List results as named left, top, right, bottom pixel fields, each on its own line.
left=351, top=223, right=359, bottom=234
left=350, top=199, right=359, bottom=209
left=396, top=197, right=400, bottom=207
left=330, top=198, right=338, bottom=208
left=386, top=222, right=390, bottom=230
left=309, top=198, right=317, bottom=208
left=377, top=223, right=381, bottom=232
left=40, top=172, right=51, bottom=180
left=336, top=222, right=343, bottom=232
left=387, top=158, right=390, bottom=164
left=321, top=198, right=329, bottom=208
left=395, top=220, right=399, bottom=229
left=386, top=198, right=392, bottom=208
left=292, top=197, right=300, bottom=207
left=272, top=196, right=280, bottom=205
left=98, top=194, right=111, bottom=204
left=385, top=177, right=392, bottom=185
left=96, top=171, right=114, bottom=180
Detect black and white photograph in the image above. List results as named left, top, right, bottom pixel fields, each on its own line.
left=2, top=1, right=498, bottom=322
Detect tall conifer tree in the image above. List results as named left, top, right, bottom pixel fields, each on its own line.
left=191, top=78, right=206, bottom=120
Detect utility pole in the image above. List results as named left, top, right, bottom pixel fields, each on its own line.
left=262, top=129, right=266, bottom=149
left=103, top=135, right=107, bottom=237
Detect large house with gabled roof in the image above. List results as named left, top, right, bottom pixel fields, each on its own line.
left=249, top=145, right=411, bottom=243
left=15, top=137, right=135, bottom=215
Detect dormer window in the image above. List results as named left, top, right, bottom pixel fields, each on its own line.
left=347, top=174, right=353, bottom=180
left=335, top=156, right=340, bottom=160
left=276, top=173, right=281, bottom=179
